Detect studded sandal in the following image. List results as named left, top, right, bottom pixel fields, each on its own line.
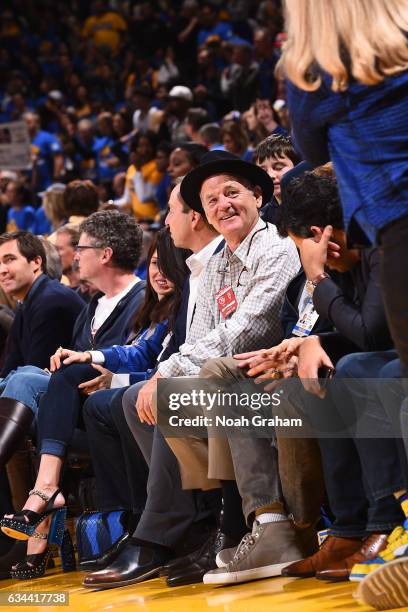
left=0, top=488, right=65, bottom=541
left=9, top=510, right=76, bottom=580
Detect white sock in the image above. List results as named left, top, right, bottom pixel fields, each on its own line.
left=256, top=512, right=288, bottom=524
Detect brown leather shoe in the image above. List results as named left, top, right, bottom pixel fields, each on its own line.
left=315, top=533, right=389, bottom=581
left=281, top=535, right=363, bottom=578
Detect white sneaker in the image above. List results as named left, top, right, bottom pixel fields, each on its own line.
left=203, top=520, right=302, bottom=585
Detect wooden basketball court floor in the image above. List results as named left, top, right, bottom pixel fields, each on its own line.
left=1, top=567, right=403, bottom=612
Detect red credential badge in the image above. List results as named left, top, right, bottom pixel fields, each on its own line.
left=215, top=285, right=238, bottom=319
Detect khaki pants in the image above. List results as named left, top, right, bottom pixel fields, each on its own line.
left=162, top=360, right=241, bottom=490
left=163, top=357, right=325, bottom=523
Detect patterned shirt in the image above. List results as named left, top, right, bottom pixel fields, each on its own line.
left=158, top=218, right=300, bottom=377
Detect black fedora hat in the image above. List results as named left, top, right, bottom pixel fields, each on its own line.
left=180, top=150, right=274, bottom=213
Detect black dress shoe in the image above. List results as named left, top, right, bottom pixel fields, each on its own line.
left=160, top=546, right=199, bottom=577
left=79, top=531, right=131, bottom=571
left=82, top=538, right=171, bottom=589
left=166, top=530, right=239, bottom=587
left=160, top=520, right=218, bottom=577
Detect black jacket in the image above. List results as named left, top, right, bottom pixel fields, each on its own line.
left=159, top=277, right=189, bottom=364
left=1, top=275, right=84, bottom=377
left=71, top=280, right=146, bottom=352
left=281, top=270, right=332, bottom=339
left=313, top=248, right=393, bottom=360
left=280, top=248, right=393, bottom=363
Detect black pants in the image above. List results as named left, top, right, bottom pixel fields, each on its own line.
left=84, top=382, right=221, bottom=550
left=122, top=383, right=221, bottom=549
left=82, top=388, right=148, bottom=513
left=380, top=214, right=408, bottom=376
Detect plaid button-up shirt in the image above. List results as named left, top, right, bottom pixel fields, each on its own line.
left=158, top=218, right=300, bottom=377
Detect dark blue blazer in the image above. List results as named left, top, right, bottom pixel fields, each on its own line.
left=159, top=277, right=190, bottom=363
left=1, top=275, right=84, bottom=377
left=71, top=280, right=146, bottom=352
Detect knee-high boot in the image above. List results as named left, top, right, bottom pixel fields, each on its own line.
left=0, top=398, right=33, bottom=470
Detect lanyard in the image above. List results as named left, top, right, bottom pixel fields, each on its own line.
left=217, top=221, right=268, bottom=285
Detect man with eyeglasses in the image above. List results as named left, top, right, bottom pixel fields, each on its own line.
left=0, top=212, right=145, bottom=571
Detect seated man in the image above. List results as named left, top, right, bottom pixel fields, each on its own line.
left=82, top=150, right=301, bottom=589
left=294, top=347, right=408, bottom=585
left=80, top=182, right=224, bottom=580
left=0, top=230, right=84, bottom=470
left=0, top=211, right=145, bottom=490
left=235, top=172, right=403, bottom=583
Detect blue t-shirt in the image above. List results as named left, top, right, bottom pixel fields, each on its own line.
left=197, top=22, right=233, bottom=46
left=7, top=206, right=36, bottom=232
left=93, top=136, right=118, bottom=181
left=33, top=207, right=53, bottom=235
left=31, top=130, right=62, bottom=192
left=156, top=173, right=171, bottom=211
left=241, top=149, right=253, bottom=162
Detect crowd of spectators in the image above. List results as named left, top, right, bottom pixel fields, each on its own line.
left=0, top=0, right=287, bottom=230
left=0, top=2, right=408, bottom=612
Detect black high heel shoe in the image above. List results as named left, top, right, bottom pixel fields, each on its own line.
left=0, top=488, right=65, bottom=541
left=10, top=511, right=76, bottom=580
left=0, top=541, right=55, bottom=580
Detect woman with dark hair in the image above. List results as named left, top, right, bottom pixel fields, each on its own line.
left=114, top=130, right=163, bottom=222
left=0, top=227, right=189, bottom=580
left=167, top=142, right=208, bottom=183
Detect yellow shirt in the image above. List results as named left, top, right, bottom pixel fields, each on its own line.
left=82, top=12, right=127, bottom=53
left=125, top=161, right=163, bottom=221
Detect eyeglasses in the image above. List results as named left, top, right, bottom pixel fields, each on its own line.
left=74, top=244, right=103, bottom=253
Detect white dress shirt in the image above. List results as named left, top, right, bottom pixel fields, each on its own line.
left=185, top=235, right=224, bottom=333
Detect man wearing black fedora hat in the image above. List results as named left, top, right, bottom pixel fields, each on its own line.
left=125, top=150, right=299, bottom=584
left=135, top=150, right=299, bottom=417
left=80, top=151, right=300, bottom=590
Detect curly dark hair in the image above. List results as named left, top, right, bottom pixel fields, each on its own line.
left=79, top=211, right=143, bottom=271
left=276, top=172, right=344, bottom=238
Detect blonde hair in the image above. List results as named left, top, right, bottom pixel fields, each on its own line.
left=279, top=0, right=408, bottom=92
left=43, top=189, right=66, bottom=229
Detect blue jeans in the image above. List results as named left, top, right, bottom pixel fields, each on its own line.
left=318, top=350, right=406, bottom=537
left=0, top=365, right=51, bottom=416
left=38, top=364, right=99, bottom=457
